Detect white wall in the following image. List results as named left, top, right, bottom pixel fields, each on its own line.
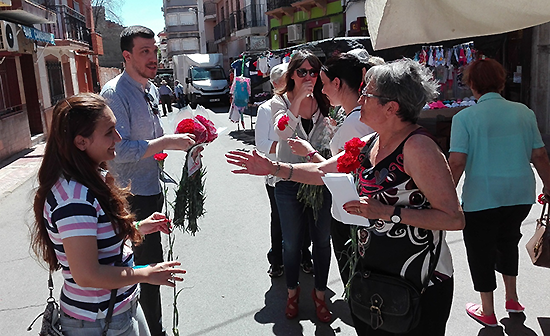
left=345, top=0, right=365, bottom=36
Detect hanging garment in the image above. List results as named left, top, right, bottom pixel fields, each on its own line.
left=231, top=76, right=251, bottom=108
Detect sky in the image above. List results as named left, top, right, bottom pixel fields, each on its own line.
left=119, top=0, right=165, bottom=38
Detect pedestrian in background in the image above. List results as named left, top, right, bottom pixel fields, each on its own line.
left=174, top=80, right=185, bottom=108
left=30, top=93, right=185, bottom=336
left=158, top=80, right=174, bottom=116
left=448, top=58, right=550, bottom=327
left=101, top=25, right=195, bottom=336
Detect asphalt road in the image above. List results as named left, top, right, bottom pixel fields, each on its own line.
left=1, top=104, right=549, bottom=335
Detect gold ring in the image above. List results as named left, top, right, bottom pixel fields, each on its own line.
left=356, top=209, right=361, bottom=214
left=241, top=164, right=246, bottom=167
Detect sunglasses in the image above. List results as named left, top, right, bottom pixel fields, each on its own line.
left=296, top=68, right=319, bottom=78
left=144, top=91, right=160, bottom=115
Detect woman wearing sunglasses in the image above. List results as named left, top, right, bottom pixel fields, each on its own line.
left=270, top=49, right=333, bottom=322
left=286, top=51, right=382, bottom=286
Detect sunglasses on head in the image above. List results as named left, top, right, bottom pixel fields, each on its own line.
left=296, top=68, right=319, bottom=78
left=144, top=91, right=160, bottom=115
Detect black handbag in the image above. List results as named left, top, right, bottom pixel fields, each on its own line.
left=28, top=246, right=122, bottom=335
left=27, top=273, right=63, bottom=336
left=349, top=230, right=443, bottom=333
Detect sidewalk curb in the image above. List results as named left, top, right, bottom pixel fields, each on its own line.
left=0, top=141, right=45, bottom=199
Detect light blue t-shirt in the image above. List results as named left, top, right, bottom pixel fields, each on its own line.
left=449, top=92, right=545, bottom=212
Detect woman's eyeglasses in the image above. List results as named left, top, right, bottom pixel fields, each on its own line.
left=296, top=68, right=319, bottom=78
left=360, top=87, right=390, bottom=101
left=144, top=91, right=160, bottom=115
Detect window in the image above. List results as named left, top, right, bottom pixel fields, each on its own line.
left=179, top=12, right=196, bottom=25
left=169, top=38, right=199, bottom=52
left=167, top=13, right=179, bottom=26
left=46, top=61, right=65, bottom=106
left=167, top=12, right=197, bottom=26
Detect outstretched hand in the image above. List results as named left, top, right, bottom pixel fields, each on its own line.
left=138, top=212, right=172, bottom=235
left=226, top=149, right=274, bottom=176
left=142, top=261, right=186, bottom=287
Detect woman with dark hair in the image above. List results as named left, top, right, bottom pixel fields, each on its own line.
left=448, top=58, right=550, bottom=327
left=228, top=58, right=464, bottom=335
left=286, top=51, right=378, bottom=285
left=31, top=93, right=185, bottom=336
left=270, top=49, right=333, bottom=322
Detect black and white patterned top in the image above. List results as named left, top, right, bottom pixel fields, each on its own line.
left=355, top=127, right=454, bottom=289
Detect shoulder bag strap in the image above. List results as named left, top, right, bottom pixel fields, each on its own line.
left=102, top=241, right=125, bottom=336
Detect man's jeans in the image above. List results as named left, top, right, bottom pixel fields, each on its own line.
left=128, top=193, right=165, bottom=336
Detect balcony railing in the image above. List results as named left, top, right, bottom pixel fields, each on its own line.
left=230, top=5, right=267, bottom=32
left=267, top=0, right=293, bottom=12
left=214, top=19, right=228, bottom=41
left=43, top=4, right=91, bottom=46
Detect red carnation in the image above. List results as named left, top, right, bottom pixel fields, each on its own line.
left=176, top=119, right=195, bottom=135
left=337, top=152, right=361, bottom=173
left=154, top=153, right=168, bottom=161
left=277, top=115, right=290, bottom=131
left=344, top=137, right=366, bottom=156
left=538, top=193, right=546, bottom=204
left=195, top=115, right=218, bottom=143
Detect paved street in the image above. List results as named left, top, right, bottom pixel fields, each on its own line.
left=1, top=104, right=549, bottom=335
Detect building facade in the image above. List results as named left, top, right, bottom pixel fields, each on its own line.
left=213, top=0, right=268, bottom=69
left=163, top=0, right=203, bottom=65
left=267, top=0, right=344, bottom=50
left=0, top=0, right=102, bottom=161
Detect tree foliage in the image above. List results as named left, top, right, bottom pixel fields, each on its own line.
left=92, top=0, right=125, bottom=31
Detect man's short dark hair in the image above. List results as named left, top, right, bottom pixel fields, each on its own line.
left=120, top=25, right=155, bottom=53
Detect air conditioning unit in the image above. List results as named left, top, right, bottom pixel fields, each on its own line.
left=322, top=22, right=340, bottom=39
left=0, top=20, right=18, bottom=52
left=288, top=24, right=303, bottom=42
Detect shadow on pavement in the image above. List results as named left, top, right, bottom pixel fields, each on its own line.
left=254, top=274, right=354, bottom=335
left=537, top=317, right=550, bottom=335
left=0, top=147, right=37, bottom=169
left=229, top=129, right=255, bottom=146
left=477, top=326, right=505, bottom=336
left=500, top=313, right=538, bottom=336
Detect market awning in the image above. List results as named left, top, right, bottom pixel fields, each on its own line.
left=366, top=0, right=550, bottom=50
left=21, top=25, right=55, bottom=45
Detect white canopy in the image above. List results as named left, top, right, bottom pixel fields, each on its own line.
left=366, top=0, right=550, bottom=50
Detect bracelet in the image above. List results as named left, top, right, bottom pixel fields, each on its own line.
left=285, top=164, right=294, bottom=181
left=135, top=220, right=141, bottom=230
left=273, top=161, right=281, bottom=176
left=306, top=150, right=318, bottom=162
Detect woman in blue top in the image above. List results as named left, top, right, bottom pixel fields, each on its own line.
left=449, top=58, right=550, bottom=328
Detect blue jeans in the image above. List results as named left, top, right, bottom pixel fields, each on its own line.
left=275, top=181, right=332, bottom=291
left=60, top=299, right=150, bottom=336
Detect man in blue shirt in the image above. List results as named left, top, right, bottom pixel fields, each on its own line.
left=174, top=80, right=185, bottom=108
left=158, top=80, right=174, bottom=116
left=101, top=26, right=195, bottom=336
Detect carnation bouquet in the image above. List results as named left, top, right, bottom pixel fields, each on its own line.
left=171, top=106, right=218, bottom=235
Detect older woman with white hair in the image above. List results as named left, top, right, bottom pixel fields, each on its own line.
left=228, top=59, right=464, bottom=335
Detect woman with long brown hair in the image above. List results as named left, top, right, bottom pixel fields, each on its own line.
left=31, top=93, right=184, bottom=335
left=270, top=50, right=333, bottom=322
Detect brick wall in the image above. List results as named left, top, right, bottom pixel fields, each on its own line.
left=0, top=112, right=32, bottom=162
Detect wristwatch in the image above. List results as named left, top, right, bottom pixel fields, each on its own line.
left=390, top=207, right=402, bottom=224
